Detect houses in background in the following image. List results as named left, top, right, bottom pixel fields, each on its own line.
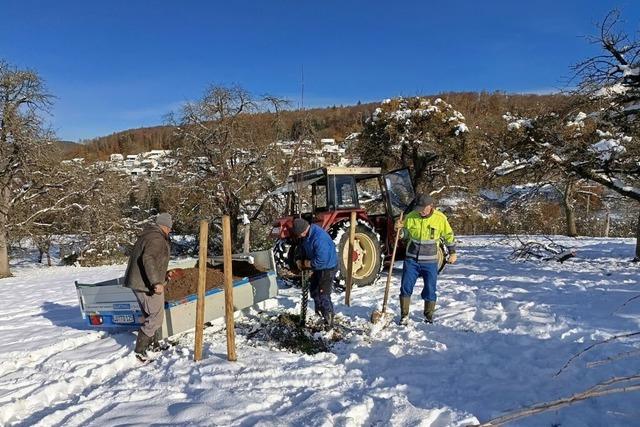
left=65, top=136, right=362, bottom=181
left=274, top=136, right=360, bottom=168
left=100, top=149, right=175, bottom=179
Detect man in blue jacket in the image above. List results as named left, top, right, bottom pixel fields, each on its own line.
left=292, top=218, right=338, bottom=330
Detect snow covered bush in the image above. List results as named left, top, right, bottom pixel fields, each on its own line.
left=358, top=96, right=472, bottom=191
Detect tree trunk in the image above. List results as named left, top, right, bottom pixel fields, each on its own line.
left=604, top=211, right=610, bottom=238
left=0, top=186, right=11, bottom=278
left=563, top=180, right=578, bottom=237
left=0, top=227, right=9, bottom=278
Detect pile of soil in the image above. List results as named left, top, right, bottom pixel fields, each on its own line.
left=165, top=261, right=265, bottom=302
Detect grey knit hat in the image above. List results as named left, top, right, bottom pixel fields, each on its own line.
left=156, top=213, right=173, bottom=229
left=292, top=218, right=310, bottom=236
left=414, top=194, right=435, bottom=211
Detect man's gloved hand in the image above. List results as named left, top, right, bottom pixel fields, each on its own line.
left=394, top=219, right=404, bottom=231
left=296, top=260, right=312, bottom=270
left=154, top=283, right=165, bottom=294
left=448, top=253, right=458, bottom=264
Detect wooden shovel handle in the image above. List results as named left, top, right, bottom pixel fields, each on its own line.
left=381, top=212, right=403, bottom=314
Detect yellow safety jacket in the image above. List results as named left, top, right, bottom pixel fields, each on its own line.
left=402, top=210, right=456, bottom=263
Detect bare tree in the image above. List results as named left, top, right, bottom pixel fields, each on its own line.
left=571, top=10, right=640, bottom=259
left=8, top=160, right=129, bottom=266
left=0, top=60, right=53, bottom=277
left=169, top=84, right=288, bottom=249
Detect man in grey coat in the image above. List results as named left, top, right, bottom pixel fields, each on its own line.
left=124, top=213, right=173, bottom=361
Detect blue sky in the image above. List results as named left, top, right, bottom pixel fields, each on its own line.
left=1, top=1, right=638, bottom=141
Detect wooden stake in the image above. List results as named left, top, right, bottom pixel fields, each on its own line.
left=222, top=215, right=237, bottom=362
left=382, top=212, right=403, bottom=314
left=344, top=211, right=357, bottom=306
left=194, top=220, right=208, bottom=362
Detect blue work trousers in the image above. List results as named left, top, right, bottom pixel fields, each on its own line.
left=400, top=258, right=438, bottom=301
left=310, top=268, right=336, bottom=316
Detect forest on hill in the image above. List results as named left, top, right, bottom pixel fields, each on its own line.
left=65, top=92, right=565, bottom=161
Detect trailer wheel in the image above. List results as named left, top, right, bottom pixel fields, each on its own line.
left=331, top=221, right=383, bottom=287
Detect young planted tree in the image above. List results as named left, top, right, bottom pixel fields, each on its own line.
left=0, top=60, right=53, bottom=277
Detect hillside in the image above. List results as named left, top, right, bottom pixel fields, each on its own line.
left=64, top=92, right=567, bottom=161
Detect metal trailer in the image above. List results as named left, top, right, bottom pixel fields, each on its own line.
left=75, top=249, right=278, bottom=339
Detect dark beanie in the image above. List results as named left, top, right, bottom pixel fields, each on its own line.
left=414, top=194, right=435, bottom=210
left=292, top=218, right=310, bottom=236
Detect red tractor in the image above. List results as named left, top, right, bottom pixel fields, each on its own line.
left=271, top=166, right=446, bottom=286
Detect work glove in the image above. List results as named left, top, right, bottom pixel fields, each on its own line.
left=296, top=260, right=312, bottom=270
left=154, top=283, right=165, bottom=294
left=448, top=253, right=458, bottom=264
left=394, top=219, right=404, bottom=231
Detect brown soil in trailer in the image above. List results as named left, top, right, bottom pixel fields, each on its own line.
left=165, top=261, right=265, bottom=302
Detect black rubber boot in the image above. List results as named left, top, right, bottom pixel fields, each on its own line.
left=324, top=311, right=334, bottom=331
left=399, top=296, right=411, bottom=325
left=150, top=329, right=170, bottom=351
left=134, top=331, right=153, bottom=361
left=424, top=301, right=436, bottom=324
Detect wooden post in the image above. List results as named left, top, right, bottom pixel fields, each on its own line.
left=222, top=215, right=237, bottom=361
left=344, top=211, right=357, bottom=306
left=194, top=220, right=208, bottom=362
left=381, top=212, right=403, bottom=315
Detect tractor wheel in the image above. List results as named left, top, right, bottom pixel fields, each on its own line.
left=331, top=221, right=383, bottom=287
left=273, top=239, right=300, bottom=284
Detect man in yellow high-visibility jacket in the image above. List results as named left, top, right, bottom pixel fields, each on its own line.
left=395, top=194, right=458, bottom=325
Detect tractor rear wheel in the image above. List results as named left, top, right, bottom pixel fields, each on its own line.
left=273, top=239, right=299, bottom=283
left=331, top=221, right=383, bottom=287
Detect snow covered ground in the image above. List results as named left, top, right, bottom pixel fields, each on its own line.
left=1, top=236, right=638, bottom=426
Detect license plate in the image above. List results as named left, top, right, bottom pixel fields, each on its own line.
left=113, top=314, right=134, bottom=324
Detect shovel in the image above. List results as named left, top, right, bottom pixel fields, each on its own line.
left=371, top=212, right=403, bottom=325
